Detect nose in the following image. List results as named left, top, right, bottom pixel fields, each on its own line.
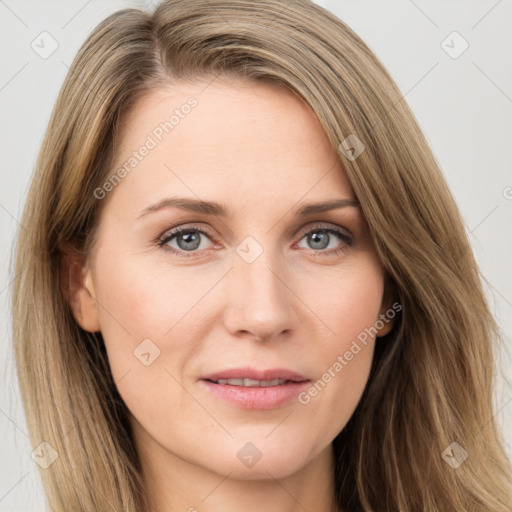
left=222, top=253, right=298, bottom=342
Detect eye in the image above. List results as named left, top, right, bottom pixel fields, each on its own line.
left=157, top=223, right=353, bottom=258
left=296, top=224, right=353, bottom=254
left=158, top=225, right=216, bottom=255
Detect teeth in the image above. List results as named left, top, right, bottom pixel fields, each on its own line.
left=215, top=378, right=287, bottom=387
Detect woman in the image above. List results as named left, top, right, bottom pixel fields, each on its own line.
left=11, top=0, right=512, bottom=510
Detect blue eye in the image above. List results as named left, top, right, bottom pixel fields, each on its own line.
left=296, top=226, right=353, bottom=254
left=157, top=223, right=353, bottom=258
left=159, top=227, right=214, bottom=254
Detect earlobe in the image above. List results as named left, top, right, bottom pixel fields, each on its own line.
left=61, top=250, right=101, bottom=333
left=376, top=303, right=395, bottom=337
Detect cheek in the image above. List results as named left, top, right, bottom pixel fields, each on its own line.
left=293, top=259, right=384, bottom=436
left=91, top=250, right=226, bottom=380
left=297, top=255, right=385, bottom=345
left=90, top=246, right=239, bottom=392
left=91, top=252, right=227, bottom=432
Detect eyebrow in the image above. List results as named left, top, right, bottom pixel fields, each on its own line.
left=136, top=196, right=359, bottom=219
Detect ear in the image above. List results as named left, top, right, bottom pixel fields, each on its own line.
left=60, top=249, right=101, bottom=333
left=376, top=276, right=398, bottom=338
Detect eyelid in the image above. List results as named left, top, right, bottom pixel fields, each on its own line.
left=157, top=223, right=218, bottom=245
left=295, top=222, right=353, bottom=244
left=156, top=221, right=353, bottom=256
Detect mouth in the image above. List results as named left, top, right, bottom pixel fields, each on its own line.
left=199, top=367, right=310, bottom=409
left=208, top=378, right=291, bottom=387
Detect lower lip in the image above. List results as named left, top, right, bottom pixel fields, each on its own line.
left=200, top=380, right=310, bottom=409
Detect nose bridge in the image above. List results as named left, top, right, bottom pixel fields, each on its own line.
left=239, top=256, right=282, bottom=305
left=223, top=247, right=296, bottom=340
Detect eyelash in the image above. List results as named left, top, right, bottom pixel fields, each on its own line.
left=156, top=222, right=353, bottom=258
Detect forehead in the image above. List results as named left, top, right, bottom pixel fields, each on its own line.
left=105, top=77, right=354, bottom=214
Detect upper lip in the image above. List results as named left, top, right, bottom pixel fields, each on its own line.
left=201, top=367, right=310, bottom=383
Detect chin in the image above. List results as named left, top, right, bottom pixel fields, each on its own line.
left=197, top=433, right=320, bottom=481
left=211, top=454, right=311, bottom=481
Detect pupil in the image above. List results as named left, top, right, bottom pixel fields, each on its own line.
left=177, top=231, right=201, bottom=251
left=309, top=231, right=329, bottom=249
left=174, top=231, right=332, bottom=251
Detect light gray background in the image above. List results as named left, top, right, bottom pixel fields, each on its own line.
left=1, top=0, right=511, bottom=510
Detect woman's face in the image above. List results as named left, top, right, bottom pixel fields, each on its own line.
left=74, top=77, right=393, bottom=481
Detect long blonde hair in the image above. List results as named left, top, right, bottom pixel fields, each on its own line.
left=11, top=1, right=512, bottom=510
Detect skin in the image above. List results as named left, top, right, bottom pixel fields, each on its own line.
left=66, top=76, right=394, bottom=512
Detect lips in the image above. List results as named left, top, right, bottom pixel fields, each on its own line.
left=215, top=378, right=287, bottom=387
left=201, top=367, right=309, bottom=385
left=199, top=367, right=310, bottom=409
